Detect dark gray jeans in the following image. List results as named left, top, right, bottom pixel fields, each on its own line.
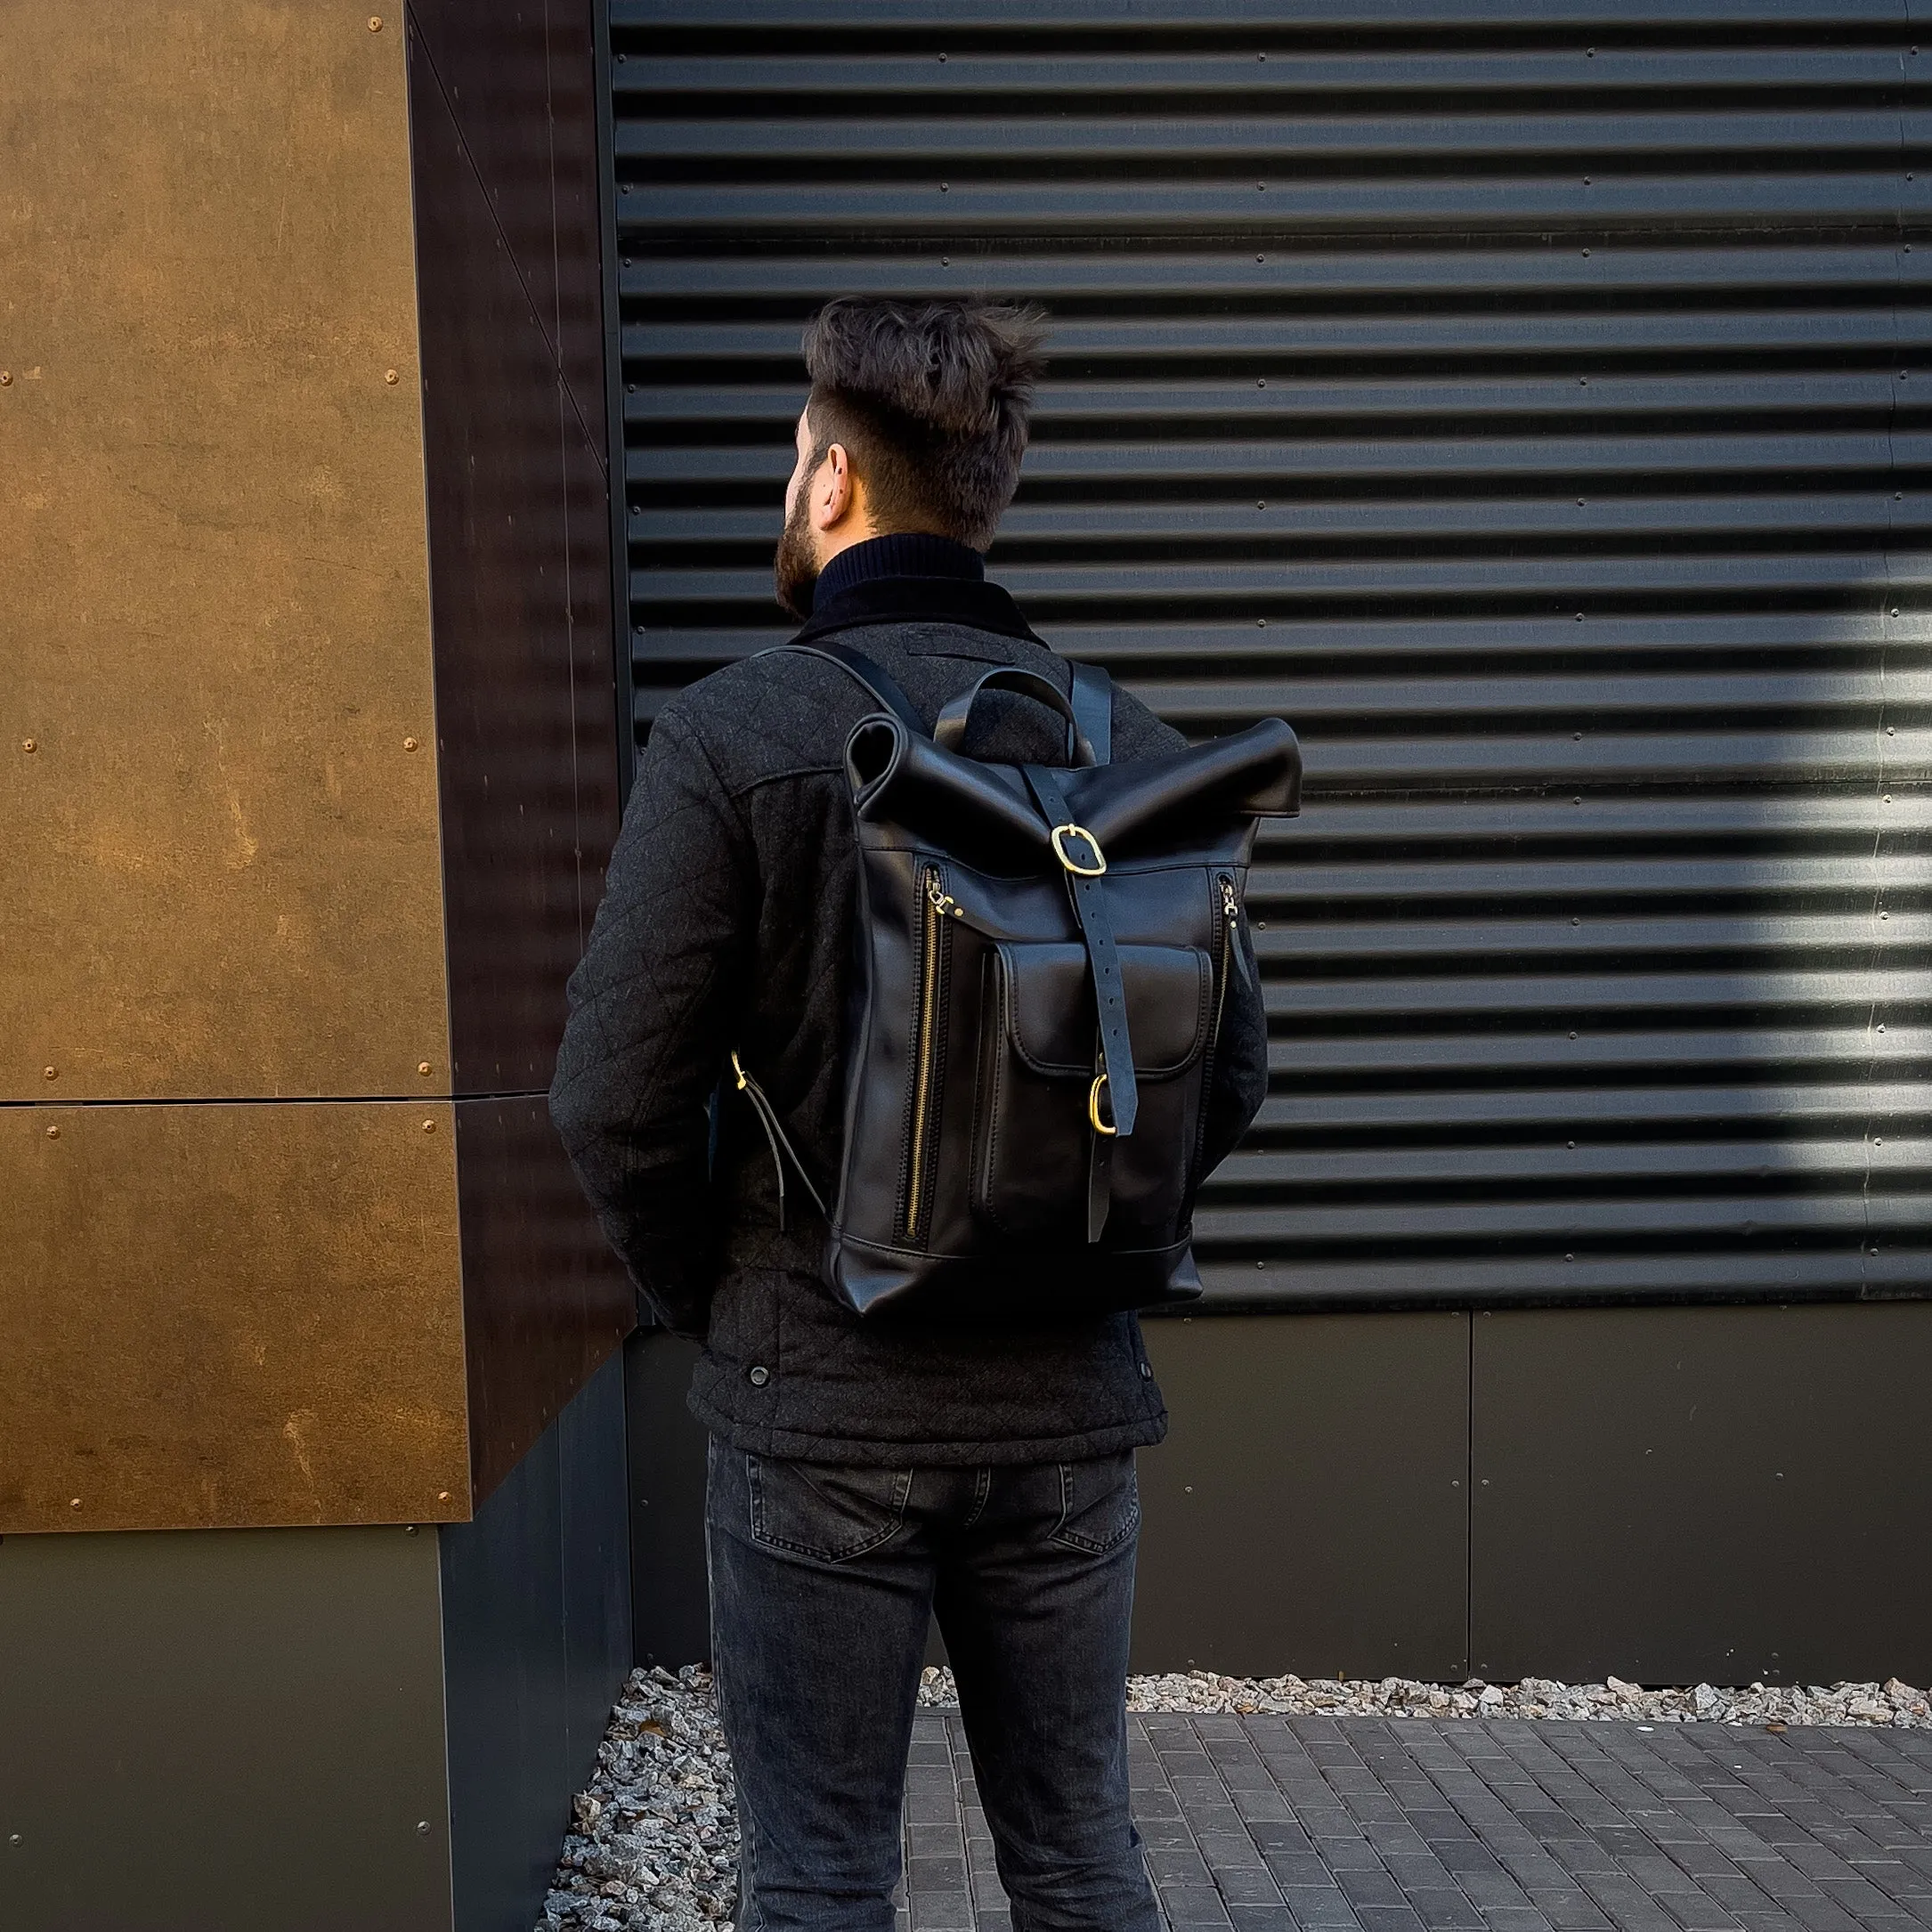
left=705, top=1440, right=1161, bottom=1932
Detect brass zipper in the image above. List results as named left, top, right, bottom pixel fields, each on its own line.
left=905, top=866, right=957, bottom=1238
left=1191, top=873, right=1240, bottom=1186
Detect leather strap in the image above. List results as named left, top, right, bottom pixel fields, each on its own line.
left=761, top=641, right=926, bottom=735
left=934, top=666, right=1096, bottom=765
left=1086, top=1100, right=1113, bottom=1242
left=1068, top=660, right=1112, bottom=766
left=1022, top=760, right=1140, bottom=1142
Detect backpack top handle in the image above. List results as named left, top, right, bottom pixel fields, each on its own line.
left=933, top=665, right=1101, bottom=767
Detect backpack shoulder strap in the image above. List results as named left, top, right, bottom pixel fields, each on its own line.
left=759, top=640, right=927, bottom=736
left=1068, top=659, right=1113, bottom=766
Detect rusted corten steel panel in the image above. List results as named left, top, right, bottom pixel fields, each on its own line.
left=0, top=0, right=629, bottom=1537
left=0, top=1, right=451, bottom=1105
left=0, top=1104, right=469, bottom=1534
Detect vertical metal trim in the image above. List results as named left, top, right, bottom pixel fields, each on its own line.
left=590, top=0, right=636, bottom=807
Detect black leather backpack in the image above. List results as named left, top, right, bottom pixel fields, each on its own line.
left=731, top=643, right=1301, bottom=1322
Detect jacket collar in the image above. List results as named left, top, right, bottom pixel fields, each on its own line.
left=790, top=573, right=1045, bottom=649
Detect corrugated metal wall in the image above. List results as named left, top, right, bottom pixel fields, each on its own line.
left=608, top=0, right=1931, bottom=1311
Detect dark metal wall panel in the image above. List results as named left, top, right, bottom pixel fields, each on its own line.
left=624, top=1329, right=714, bottom=1668
left=441, top=1353, right=631, bottom=1932
left=452, top=1097, right=631, bottom=1508
left=410, top=28, right=587, bottom=1097
left=610, top=0, right=1932, bottom=1311
left=1471, top=1301, right=1932, bottom=1685
left=1133, top=1311, right=1470, bottom=1678
left=409, top=9, right=633, bottom=1508
left=0, top=1525, right=452, bottom=1932
left=407, top=0, right=609, bottom=463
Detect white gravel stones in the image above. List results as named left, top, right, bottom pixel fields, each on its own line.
left=919, top=1667, right=1932, bottom=1727
left=540, top=1666, right=737, bottom=1932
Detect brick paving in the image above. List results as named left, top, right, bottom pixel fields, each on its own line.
left=896, top=1710, right=1932, bottom=1932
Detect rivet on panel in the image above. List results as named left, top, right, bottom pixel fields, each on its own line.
left=437, top=1490, right=451, bottom=1502
left=43, top=1066, right=55, bottom=1080
left=418, top=1821, right=432, bottom=1836
left=69, top=1498, right=81, bottom=1509
left=403, top=735, right=419, bottom=751
left=422, top=1119, right=436, bottom=1132
left=0, top=371, right=12, bottom=386
left=21, top=739, right=36, bottom=752
left=385, top=369, right=401, bottom=385
left=45, top=1125, right=59, bottom=1140
left=418, top=1060, right=433, bottom=1076
left=369, top=13, right=383, bottom=28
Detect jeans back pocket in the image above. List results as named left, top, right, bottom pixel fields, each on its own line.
left=746, top=1456, right=913, bottom=1563
left=1050, top=1452, right=1141, bottom=1556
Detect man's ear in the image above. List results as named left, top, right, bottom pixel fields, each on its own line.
left=812, top=442, right=857, bottom=531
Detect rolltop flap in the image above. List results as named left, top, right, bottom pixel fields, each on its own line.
left=1059, top=718, right=1301, bottom=857
left=846, top=713, right=1048, bottom=863
left=845, top=710, right=1301, bottom=865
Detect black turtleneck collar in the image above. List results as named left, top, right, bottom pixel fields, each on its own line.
left=809, top=532, right=985, bottom=612
left=792, top=532, right=1043, bottom=649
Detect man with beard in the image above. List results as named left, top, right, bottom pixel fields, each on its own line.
left=550, top=297, right=1267, bottom=1931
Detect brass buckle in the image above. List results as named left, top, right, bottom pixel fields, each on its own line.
left=1088, top=1072, right=1118, bottom=1136
left=1051, top=823, right=1107, bottom=876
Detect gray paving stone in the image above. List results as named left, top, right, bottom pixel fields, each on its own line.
left=899, top=1712, right=1932, bottom=1932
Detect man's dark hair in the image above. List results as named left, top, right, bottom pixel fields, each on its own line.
left=800, top=297, right=1048, bottom=549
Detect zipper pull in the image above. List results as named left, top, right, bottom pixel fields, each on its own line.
left=1220, top=875, right=1239, bottom=921
left=926, top=871, right=960, bottom=919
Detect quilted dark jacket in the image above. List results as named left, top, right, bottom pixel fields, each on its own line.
left=548, top=572, right=1269, bottom=1465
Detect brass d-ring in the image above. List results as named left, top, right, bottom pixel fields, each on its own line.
left=1088, top=1072, right=1118, bottom=1136
left=1051, top=823, right=1107, bottom=876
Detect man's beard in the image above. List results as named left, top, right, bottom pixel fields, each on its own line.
left=774, top=490, right=820, bottom=621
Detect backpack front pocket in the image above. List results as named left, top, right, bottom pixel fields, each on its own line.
left=971, top=939, right=1213, bottom=1245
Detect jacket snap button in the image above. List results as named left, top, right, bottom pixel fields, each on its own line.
left=1139, top=1360, right=1152, bottom=1379
left=748, top=1365, right=770, bottom=1387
